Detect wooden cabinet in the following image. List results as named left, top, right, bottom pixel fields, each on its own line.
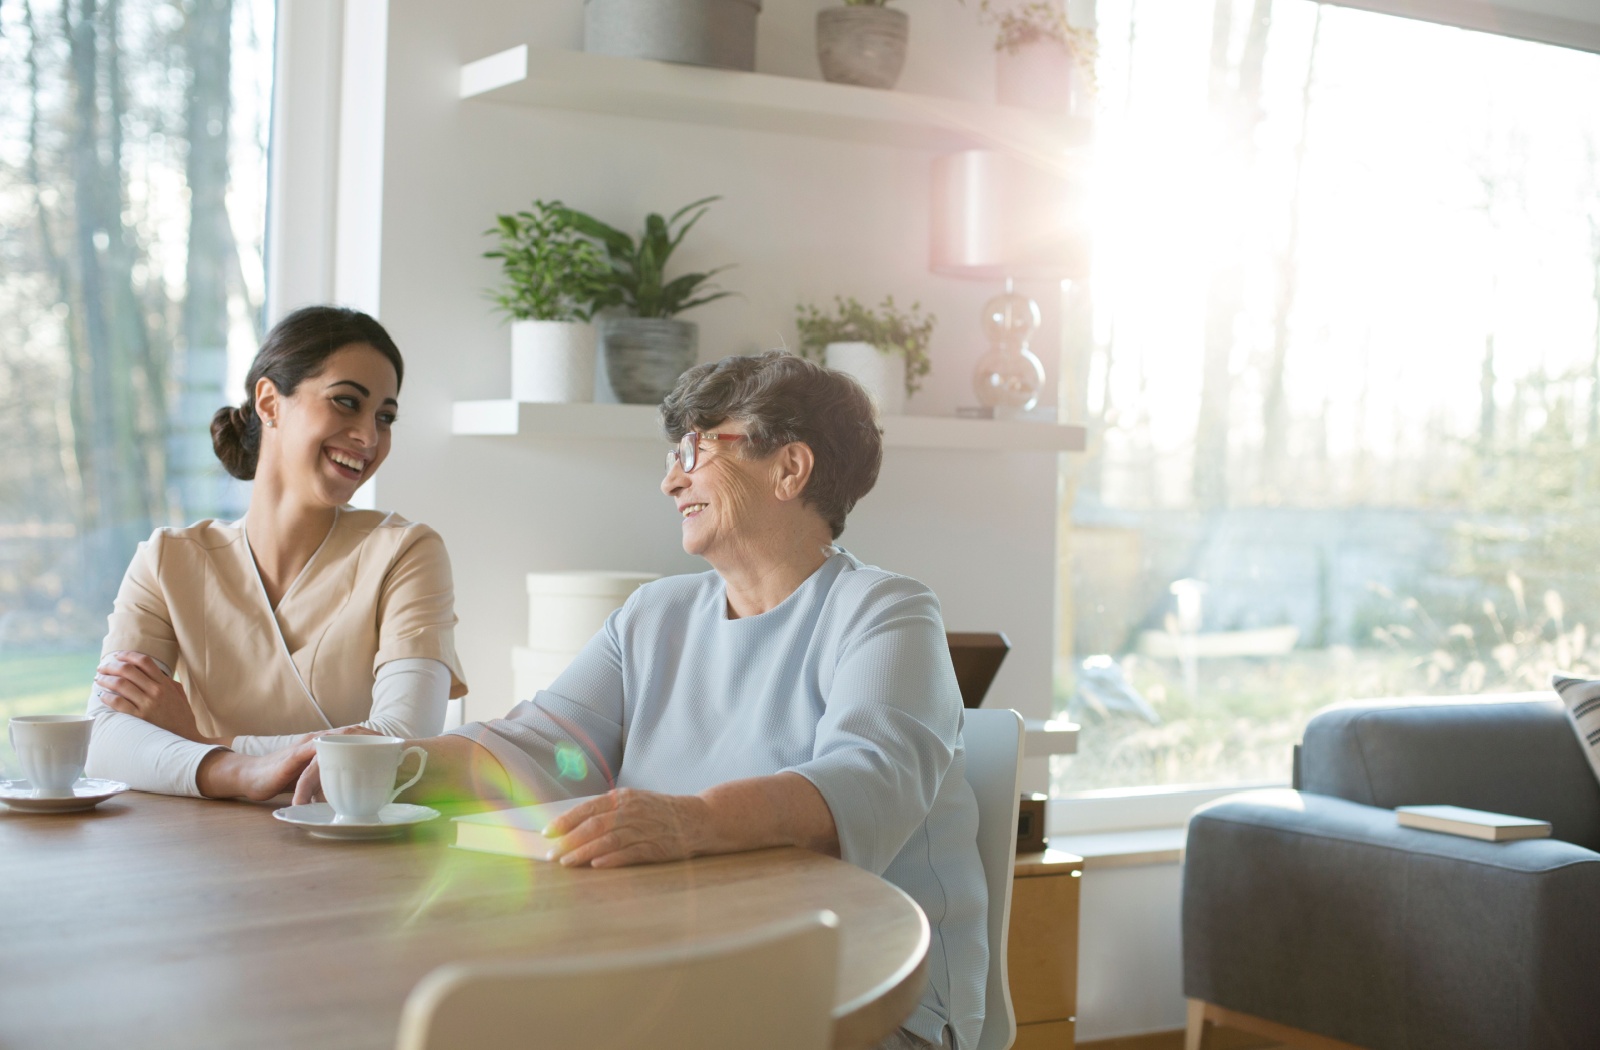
left=1008, top=849, right=1083, bottom=1048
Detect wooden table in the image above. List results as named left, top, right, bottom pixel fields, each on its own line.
left=0, top=792, right=929, bottom=1050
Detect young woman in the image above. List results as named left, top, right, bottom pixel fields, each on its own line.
left=85, top=306, right=467, bottom=800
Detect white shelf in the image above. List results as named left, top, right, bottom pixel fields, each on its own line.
left=451, top=400, right=1087, bottom=453
left=460, top=45, right=1091, bottom=161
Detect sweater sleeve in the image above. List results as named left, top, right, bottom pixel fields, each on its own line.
left=782, top=580, right=964, bottom=875
left=444, top=611, right=627, bottom=801
left=84, top=674, right=224, bottom=797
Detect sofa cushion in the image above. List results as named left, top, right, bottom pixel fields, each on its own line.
left=1299, top=695, right=1600, bottom=851
left=1552, top=674, right=1600, bottom=784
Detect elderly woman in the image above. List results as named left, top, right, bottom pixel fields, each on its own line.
left=306, top=351, right=985, bottom=1049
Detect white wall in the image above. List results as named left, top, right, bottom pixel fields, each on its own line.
left=331, top=2, right=1069, bottom=797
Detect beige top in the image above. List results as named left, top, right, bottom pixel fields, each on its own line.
left=101, top=508, right=468, bottom=739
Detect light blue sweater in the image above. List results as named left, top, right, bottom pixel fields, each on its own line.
left=450, top=549, right=987, bottom=1048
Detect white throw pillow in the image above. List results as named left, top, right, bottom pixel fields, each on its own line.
left=1552, top=674, right=1600, bottom=783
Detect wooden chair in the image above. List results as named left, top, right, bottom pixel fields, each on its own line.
left=396, top=910, right=839, bottom=1050
left=962, top=707, right=1027, bottom=1050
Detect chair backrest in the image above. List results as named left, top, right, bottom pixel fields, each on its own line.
left=396, top=910, right=839, bottom=1050
left=962, top=707, right=1026, bottom=1050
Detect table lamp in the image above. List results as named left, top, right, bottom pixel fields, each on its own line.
left=931, top=149, right=1087, bottom=418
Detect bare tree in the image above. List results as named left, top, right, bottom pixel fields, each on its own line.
left=1259, top=5, right=1321, bottom=498
left=1192, top=0, right=1273, bottom=509
left=173, top=0, right=233, bottom=521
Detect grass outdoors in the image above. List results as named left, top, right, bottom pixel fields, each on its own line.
left=0, top=650, right=98, bottom=776
left=1051, top=647, right=1537, bottom=793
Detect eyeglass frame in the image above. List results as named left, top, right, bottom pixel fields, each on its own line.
left=666, top=430, right=748, bottom=474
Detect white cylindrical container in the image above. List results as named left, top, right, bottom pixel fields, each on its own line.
left=511, top=320, right=598, bottom=403
left=512, top=647, right=582, bottom=701
left=996, top=39, right=1082, bottom=115
left=825, top=341, right=905, bottom=415
left=526, top=571, right=660, bottom=653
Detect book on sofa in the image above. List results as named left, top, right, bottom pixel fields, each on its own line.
left=1395, top=804, right=1552, bottom=842
left=451, top=795, right=601, bottom=861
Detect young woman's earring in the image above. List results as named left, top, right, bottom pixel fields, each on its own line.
left=265, top=418, right=276, bottom=428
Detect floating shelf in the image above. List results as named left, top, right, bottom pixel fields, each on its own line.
left=451, top=400, right=1086, bottom=453
left=460, top=45, right=1091, bottom=161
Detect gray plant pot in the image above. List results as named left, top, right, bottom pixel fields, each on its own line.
left=602, top=318, right=699, bottom=405
left=816, top=6, right=909, bottom=90
left=585, top=0, right=762, bottom=72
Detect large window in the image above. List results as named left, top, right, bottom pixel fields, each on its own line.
left=1056, top=0, right=1600, bottom=791
left=0, top=0, right=273, bottom=757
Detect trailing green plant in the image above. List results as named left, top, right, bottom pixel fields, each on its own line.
left=483, top=200, right=609, bottom=323
left=963, top=0, right=1098, bottom=84
left=795, top=295, right=935, bottom=396
left=557, top=197, right=734, bottom=320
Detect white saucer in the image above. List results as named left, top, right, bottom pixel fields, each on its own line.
left=273, top=802, right=441, bottom=840
left=0, top=778, right=130, bottom=813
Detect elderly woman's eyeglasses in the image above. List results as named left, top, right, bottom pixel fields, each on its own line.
left=666, top=431, right=747, bottom=474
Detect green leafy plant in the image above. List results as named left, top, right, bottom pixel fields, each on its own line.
left=483, top=200, right=609, bottom=323
left=964, top=0, right=1098, bottom=81
left=557, top=197, right=734, bottom=320
left=795, top=295, right=935, bottom=396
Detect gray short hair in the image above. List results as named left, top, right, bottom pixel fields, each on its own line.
left=660, top=351, right=883, bottom=539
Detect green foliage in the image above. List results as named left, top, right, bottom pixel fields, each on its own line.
left=794, top=295, right=936, bottom=396
left=483, top=200, right=610, bottom=323
left=963, top=0, right=1099, bottom=79
left=557, top=197, right=734, bottom=320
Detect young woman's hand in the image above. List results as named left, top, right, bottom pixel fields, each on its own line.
left=197, top=740, right=319, bottom=801
left=95, top=651, right=211, bottom=743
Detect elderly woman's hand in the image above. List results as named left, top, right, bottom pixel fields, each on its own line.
left=95, top=651, right=208, bottom=742
left=544, top=788, right=714, bottom=868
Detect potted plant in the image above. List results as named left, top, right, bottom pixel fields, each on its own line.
left=584, top=0, right=763, bottom=72
left=484, top=200, right=610, bottom=403
left=969, top=0, right=1097, bottom=114
left=816, top=0, right=910, bottom=90
left=561, top=197, right=734, bottom=405
left=795, top=295, right=934, bottom=415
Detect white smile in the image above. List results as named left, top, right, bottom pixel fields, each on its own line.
left=681, top=503, right=707, bottom=519
left=326, top=449, right=366, bottom=477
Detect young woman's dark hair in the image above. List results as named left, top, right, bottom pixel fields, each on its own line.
left=210, top=306, right=404, bottom=481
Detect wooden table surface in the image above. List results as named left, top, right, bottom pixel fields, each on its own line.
left=0, top=792, right=929, bottom=1050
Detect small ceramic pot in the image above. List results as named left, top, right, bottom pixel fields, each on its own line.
left=826, top=341, right=906, bottom=415
left=996, top=38, right=1081, bottom=114
left=816, top=6, right=909, bottom=90
left=602, top=317, right=698, bottom=404
left=584, top=0, right=763, bottom=71
left=510, top=320, right=597, bottom=403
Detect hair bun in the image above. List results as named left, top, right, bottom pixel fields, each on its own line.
left=210, top=403, right=261, bottom=481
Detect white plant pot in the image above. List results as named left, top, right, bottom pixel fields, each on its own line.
left=511, top=320, right=597, bottom=403
left=825, top=341, right=906, bottom=415
left=996, top=39, right=1082, bottom=115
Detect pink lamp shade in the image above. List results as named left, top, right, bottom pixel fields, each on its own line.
left=930, top=149, right=1088, bottom=281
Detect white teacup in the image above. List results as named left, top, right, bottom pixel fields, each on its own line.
left=9, top=715, right=95, bottom=797
left=316, top=736, right=427, bottom=824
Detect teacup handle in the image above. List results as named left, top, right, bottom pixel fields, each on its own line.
left=389, top=746, right=428, bottom=803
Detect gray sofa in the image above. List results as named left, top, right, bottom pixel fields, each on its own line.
left=1182, top=694, right=1600, bottom=1050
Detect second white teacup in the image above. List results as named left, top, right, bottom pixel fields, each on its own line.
left=315, top=735, right=427, bottom=824
left=9, top=715, right=95, bottom=797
